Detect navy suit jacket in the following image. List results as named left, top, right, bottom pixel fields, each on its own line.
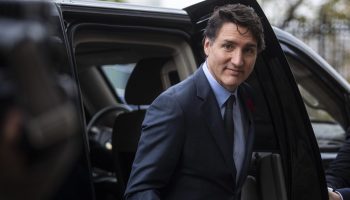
left=326, top=133, right=350, bottom=200
left=125, top=66, right=255, bottom=200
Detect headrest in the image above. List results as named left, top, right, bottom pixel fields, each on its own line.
left=124, top=57, right=169, bottom=105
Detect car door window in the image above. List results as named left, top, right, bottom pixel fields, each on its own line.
left=102, top=59, right=181, bottom=105
left=74, top=26, right=197, bottom=109
left=102, top=63, right=136, bottom=104
left=287, top=55, right=346, bottom=152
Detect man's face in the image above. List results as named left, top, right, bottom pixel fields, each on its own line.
left=204, top=22, right=258, bottom=92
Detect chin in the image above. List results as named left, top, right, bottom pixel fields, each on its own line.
left=224, top=80, right=240, bottom=88
left=224, top=83, right=239, bottom=91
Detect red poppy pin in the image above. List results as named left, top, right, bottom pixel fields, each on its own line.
left=245, top=98, right=255, bottom=113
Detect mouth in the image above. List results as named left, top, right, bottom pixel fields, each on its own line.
left=225, top=67, right=242, bottom=76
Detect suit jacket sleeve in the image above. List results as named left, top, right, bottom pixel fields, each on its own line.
left=326, top=132, right=350, bottom=189
left=336, top=188, right=350, bottom=200
left=125, top=93, right=185, bottom=200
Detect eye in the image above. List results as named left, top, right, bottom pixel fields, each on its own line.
left=222, top=43, right=234, bottom=51
left=243, top=47, right=256, bottom=55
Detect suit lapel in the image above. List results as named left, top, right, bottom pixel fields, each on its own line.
left=193, top=67, right=236, bottom=180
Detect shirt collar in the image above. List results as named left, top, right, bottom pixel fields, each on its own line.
left=202, top=60, right=237, bottom=108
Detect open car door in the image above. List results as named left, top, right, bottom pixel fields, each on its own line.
left=184, top=1, right=328, bottom=200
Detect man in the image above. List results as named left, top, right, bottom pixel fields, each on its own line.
left=125, top=3, right=265, bottom=200
left=327, top=132, right=350, bottom=200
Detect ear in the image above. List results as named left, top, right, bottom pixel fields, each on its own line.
left=203, top=37, right=211, bottom=56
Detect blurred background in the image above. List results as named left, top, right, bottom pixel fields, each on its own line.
left=100, top=0, right=350, bottom=81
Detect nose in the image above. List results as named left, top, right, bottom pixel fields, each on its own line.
left=230, top=49, right=244, bottom=67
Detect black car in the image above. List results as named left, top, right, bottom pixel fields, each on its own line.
left=2, top=0, right=349, bottom=199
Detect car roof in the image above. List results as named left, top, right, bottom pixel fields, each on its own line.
left=54, top=0, right=187, bottom=15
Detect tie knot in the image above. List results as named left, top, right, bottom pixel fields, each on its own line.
left=226, top=95, right=235, bottom=109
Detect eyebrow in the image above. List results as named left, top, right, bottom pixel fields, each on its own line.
left=223, top=40, right=257, bottom=48
left=245, top=43, right=258, bottom=49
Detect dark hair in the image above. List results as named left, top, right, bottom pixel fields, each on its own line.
left=204, top=4, right=265, bottom=52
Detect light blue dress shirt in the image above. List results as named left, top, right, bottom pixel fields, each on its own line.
left=202, top=61, right=246, bottom=183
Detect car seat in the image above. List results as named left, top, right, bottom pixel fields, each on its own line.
left=112, top=57, right=170, bottom=196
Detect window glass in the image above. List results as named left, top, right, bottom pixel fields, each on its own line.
left=101, top=63, right=136, bottom=103
left=298, top=85, right=336, bottom=122
left=287, top=55, right=346, bottom=151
